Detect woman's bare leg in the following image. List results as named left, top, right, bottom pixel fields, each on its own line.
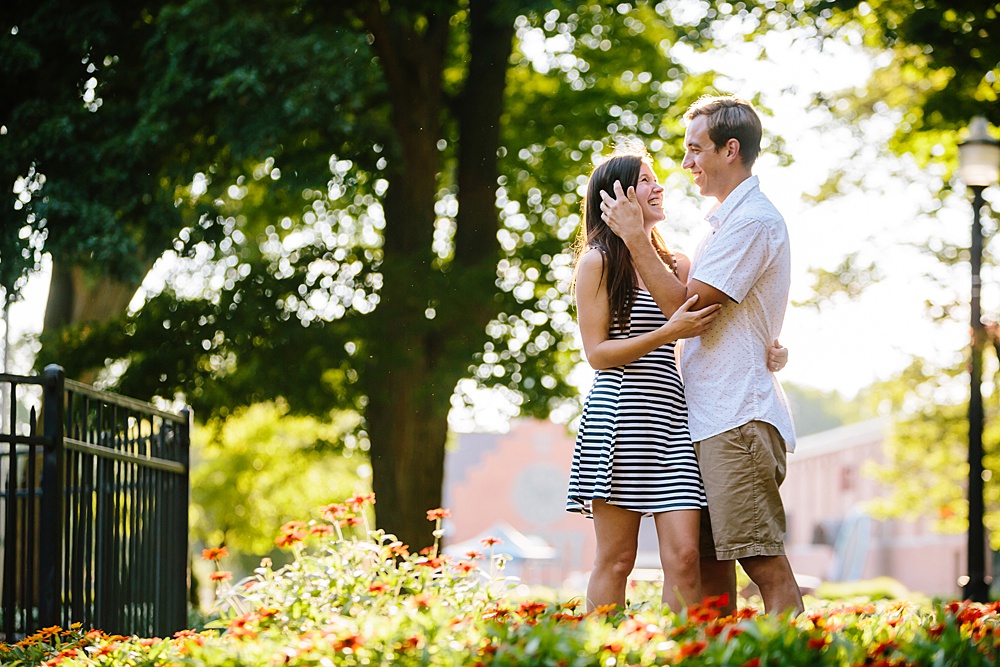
left=652, top=508, right=702, bottom=611
left=586, top=499, right=641, bottom=611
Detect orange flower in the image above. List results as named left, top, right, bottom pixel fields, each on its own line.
left=518, top=601, right=548, bottom=618
left=368, top=582, right=391, bottom=594
left=592, top=603, right=618, bottom=615
left=321, top=503, right=350, bottom=521
left=389, top=542, right=410, bottom=558
left=209, top=571, right=233, bottom=582
left=275, top=531, right=305, bottom=548
left=452, top=561, right=476, bottom=575
left=309, top=524, right=335, bottom=537
left=334, top=634, right=364, bottom=652
left=561, top=598, right=582, bottom=612
left=426, top=508, right=451, bottom=521
left=201, top=546, right=228, bottom=561
left=465, top=550, right=484, bottom=560
left=480, top=536, right=502, bottom=547
left=228, top=613, right=257, bottom=635
left=346, top=492, right=375, bottom=509
left=397, top=635, right=425, bottom=651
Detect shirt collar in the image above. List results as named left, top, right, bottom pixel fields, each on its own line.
left=705, top=175, right=760, bottom=230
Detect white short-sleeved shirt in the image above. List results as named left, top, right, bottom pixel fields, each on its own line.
left=679, top=176, right=797, bottom=451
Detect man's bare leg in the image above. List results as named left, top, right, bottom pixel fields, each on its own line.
left=740, top=554, right=803, bottom=616
left=699, top=556, right=737, bottom=616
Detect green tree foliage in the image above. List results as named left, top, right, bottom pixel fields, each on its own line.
left=191, top=401, right=365, bottom=557
left=11, top=0, right=740, bottom=549
left=783, top=382, right=874, bottom=436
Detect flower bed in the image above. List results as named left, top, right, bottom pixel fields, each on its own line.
left=5, top=495, right=1000, bottom=666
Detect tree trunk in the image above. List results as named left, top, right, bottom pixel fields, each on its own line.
left=366, top=354, right=452, bottom=551
left=42, top=263, right=145, bottom=383
left=359, top=1, right=516, bottom=549
left=43, top=264, right=142, bottom=331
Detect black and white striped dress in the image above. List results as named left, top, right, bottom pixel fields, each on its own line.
left=567, top=289, right=707, bottom=516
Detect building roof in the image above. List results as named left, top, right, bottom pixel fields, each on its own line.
left=792, top=418, right=889, bottom=461
left=443, top=521, right=557, bottom=560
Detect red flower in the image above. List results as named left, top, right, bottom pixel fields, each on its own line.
left=740, top=659, right=761, bottom=667
left=426, top=508, right=451, bottom=521
left=465, top=550, right=484, bottom=560
left=310, top=524, right=335, bottom=537
left=704, top=593, right=730, bottom=609
left=209, top=570, right=233, bottom=582
left=807, top=636, right=827, bottom=650
left=678, top=640, right=708, bottom=658
left=480, top=536, right=502, bottom=547
left=201, top=546, right=228, bottom=561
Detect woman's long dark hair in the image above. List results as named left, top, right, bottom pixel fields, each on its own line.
left=572, top=147, right=676, bottom=331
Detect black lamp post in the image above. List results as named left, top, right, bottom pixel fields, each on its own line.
left=958, top=116, right=1000, bottom=602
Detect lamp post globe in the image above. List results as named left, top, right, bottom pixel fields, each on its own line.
left=958, top=116, right=1000, bottom=603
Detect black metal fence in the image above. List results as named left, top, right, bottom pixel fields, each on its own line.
left=0, top=365, right=190, bottom=640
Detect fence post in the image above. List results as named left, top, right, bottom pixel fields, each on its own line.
left=175, top=406, right=192, bottom=631
left=39, top=364, right=65, bottom=627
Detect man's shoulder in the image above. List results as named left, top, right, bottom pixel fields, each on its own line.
left=734, top=188, right=784, bottom=226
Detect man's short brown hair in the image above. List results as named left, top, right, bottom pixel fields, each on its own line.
left=686, top=95, right=762, bottom=168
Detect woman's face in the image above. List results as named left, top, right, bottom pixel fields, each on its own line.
left=635, top=162, right=665, bottom=227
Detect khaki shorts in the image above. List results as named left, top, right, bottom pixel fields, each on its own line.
left=695, top=421, right=788, bottom=561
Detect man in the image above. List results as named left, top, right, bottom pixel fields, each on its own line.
left=600, top=95, right=802, bottom=616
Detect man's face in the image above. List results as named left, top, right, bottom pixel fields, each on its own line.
left=682, top=115, right=728, bottom=201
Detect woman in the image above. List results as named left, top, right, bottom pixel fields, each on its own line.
left=566, top=145, right=785, bottom=612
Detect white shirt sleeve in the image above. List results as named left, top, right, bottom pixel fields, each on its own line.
left=691, top=218, right=771, bottom=303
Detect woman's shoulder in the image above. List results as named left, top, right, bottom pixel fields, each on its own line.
left=578, top=246, right=607, bottom=270
left=674, top=252, right=691, bottom=273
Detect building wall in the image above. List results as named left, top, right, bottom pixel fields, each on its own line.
left=443, top=420, right=596, bottom=587
left=446, top=417, right=974, bottom=597
left=780, top=419, right=967, bottom=598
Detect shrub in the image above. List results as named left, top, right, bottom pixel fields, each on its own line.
left=4, top=494, right=1000, bottom=666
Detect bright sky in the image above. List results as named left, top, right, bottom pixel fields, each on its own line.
left=3, top=19, right=990, bottom=429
